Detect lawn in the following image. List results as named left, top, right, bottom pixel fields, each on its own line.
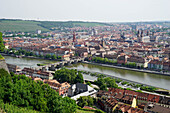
left=76, top=109, right=95, bottom=113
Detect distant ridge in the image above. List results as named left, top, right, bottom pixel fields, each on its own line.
left=0, top=19, right=110, bottom=32
left=0, top=18, right=170, bottom=32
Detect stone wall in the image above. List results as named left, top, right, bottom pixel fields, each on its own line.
left=0, top=59, right=9, bottom=73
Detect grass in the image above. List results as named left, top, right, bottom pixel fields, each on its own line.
left=37, top=63, right=46, bottom=66
left=0, top=19, right=49, bottom=32
left=76, top=109, right=95, bottom=113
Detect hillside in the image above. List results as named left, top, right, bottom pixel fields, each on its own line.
left=0, top=19, right=49, bottom=32
left=0, top=19, right=110, bottom=32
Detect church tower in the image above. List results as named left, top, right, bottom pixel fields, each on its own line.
left=73, top=31, right=76, bottom=42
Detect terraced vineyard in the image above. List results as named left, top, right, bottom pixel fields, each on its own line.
left=0, top=19, right=110, bottom=32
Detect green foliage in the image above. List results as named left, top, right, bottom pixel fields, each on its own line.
left=126, top=88, right=133, bottom=91
left=0, top=100, right=40, bottom=113
left=75, top=72, right=84, bottom=83
left=104, top=77, right=118, bottom=88
left=0, top=71, right=77, bottom=113
left=136, top=90, right=142, bottom=93
left=0, top=68, right=10, bottom=79
left=94, top=77, right=118, bottom=90
left=135, top=84, right=143, bottom=88
left=0, top=19, right=49, bottom=32
left=0, top=54, right=4, bottom=59
left=125, top=62, right=136, bottom=68
left=115, top=79, right=122, bottom=83
left=140, top=86, right=157, bottom=92
left=0, top=19, right=110, bottom=32
left=51, top=54, right=57, bottom=60
left=37, top=64, right=46, bottom=66
left=121, top=81, right=129, bottom=85
left=77, top=96, right=96, bottom=108
left=91, top=57, right=117, bottom=64
left=86, top=81, right=91, bottom=86
left=0, top=32, right=5, bottom=52
left=54, top=68, right=84, bottom=84
left=45, top=54, right=51, bottom=59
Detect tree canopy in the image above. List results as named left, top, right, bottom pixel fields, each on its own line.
left=0, top=69, right=77, bottom=113
left=54, top=68, right=84, bottom=84
left=94, top=77, right=118, bottom=90
left=77, top=96, right=96, bottom=108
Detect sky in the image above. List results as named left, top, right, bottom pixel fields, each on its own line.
left=0, top=0, right=170, bottom=22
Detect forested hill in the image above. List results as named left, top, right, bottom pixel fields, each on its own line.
left=0, top=19, right=110, bottom=32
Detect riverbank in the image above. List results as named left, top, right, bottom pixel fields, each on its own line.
left=83, top=61, right=170, bottom=76
left=0, top=53, right=61, bottom=62
left=73, top=68, right=169, bottom=90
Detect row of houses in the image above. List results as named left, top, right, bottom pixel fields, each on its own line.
left=104, top=54, right=170, bottom=71
left=97, top=88, right=170, bottom=113
left=22, top=67, right=53, bottom=80
left=98, top=98, right=147, bottom=113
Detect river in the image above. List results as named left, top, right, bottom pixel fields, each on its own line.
left=68, top=63, right=170, bottom=90
left=4, top=56, right=170, bottom=90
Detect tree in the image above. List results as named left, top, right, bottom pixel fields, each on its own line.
left=0, top=32, right=5, bottom=52
left=45, top=54, right=51, bottom=59
left=0, top=73, right=77, bottom=113
left=104, top=77, right=118, bottom=88
left=51, top=54, right=57, bottom=60
left=86, top=81, right=91, bottom=86
left=94, top=77, right=107, bottom=90
left=54, top=68, right=82, bottom=84
left=75, top=72, right=84, bottom=83
left=57, top=56, right=62, bottom=60
left=25, top=52, right=30, bottom=56
left=77, top=96, right=94, bottom=108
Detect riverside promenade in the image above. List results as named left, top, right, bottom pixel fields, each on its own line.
left=83, top=61, right=170, bottom=76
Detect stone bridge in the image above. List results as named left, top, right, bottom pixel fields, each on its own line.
left=35, top=57, right=85, bottom=71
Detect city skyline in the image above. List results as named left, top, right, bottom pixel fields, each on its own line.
left=0, top=0, right=170, bottom=22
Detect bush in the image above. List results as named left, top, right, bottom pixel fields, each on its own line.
left=136, top=90, right=142, bottom=93
left=126, top=88, right=133, bottom=91
left=115, top=79, right=122, bottom=83
left=121, top=81, right=129, bottom=85
left=0, top=100, right=40, bottom=113
left=77, top=96, right=95, bottom=108
left=0, top=54, right=4, bottom=59
left=86, top=81, right=91, bottom=86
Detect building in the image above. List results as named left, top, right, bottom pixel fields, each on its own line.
left=36, top=29, right=41, bottom=34
left=7, top=63, right=21, bottom=73
left=43, top=79, right=70, bottom=96
left=144, top=102, right=170, bottom=113
left=68, top=83, right=97, bottom=100
left=117, top=55, right=128, bottom=65
left=141, top=36, right=150, bottom=43
left=127, top=56, right=149, bottom=68
left=22, top=68, right=53, bottom=80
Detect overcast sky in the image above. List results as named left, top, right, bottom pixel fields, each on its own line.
left=0, top=0, right=169, bottom=22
